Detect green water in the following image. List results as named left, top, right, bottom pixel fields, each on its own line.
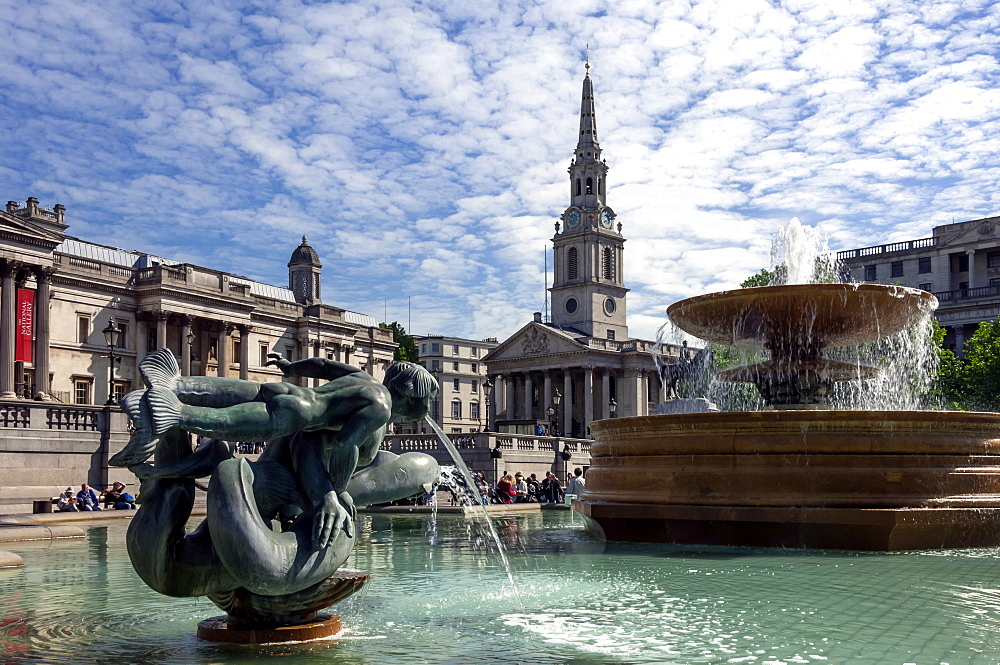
left=1, top=511, right=1000, bottom=664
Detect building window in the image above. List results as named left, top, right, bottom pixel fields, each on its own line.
left=453, top=378, right=460, bottom=392
left=452, top=344, right=459, bottom=355
left=471, top=363, right=478, bottom=373
left=147, top=327, right=157, bottom=353
left=74, top=379, right=92, bottom=405
left=471, top=347, right=478, bottom=357
left=113, top=381, right=130, bottom=404
left=919, top=283, right=932, bottom=292
left=453, top=362, right=459, bottom=371
left=565, top=297, right=578, bottom=314
left=451, top=400, right=462, bottom=419
left=890, top=262, right=903, bottom=278
left=603, top=247, right=615, bottom=280
left=259, top=344, right=269, bottom=366
left=431, top=343, right=440, bottom=354
left=421, top=344, right=426, bottom=355
left=233, top=338, right=242, bottom=366
left=575, top=178, right=581, bottom=196
left=989, top=252, right=1000, bottom=269
left=864, top=265, right=877, bottom=281
left=432, top=360, right=441, bottom=372
left=77, top=316, right=90, bottom=344
left=431, top=401, right=439, bottom=420
left=586, top=177, right=593, bottom=194
left=568, top=247, right=579, bottom=279
left=472, top=380, right=478, bottom=392
left=918, top=257, right=932, bottom=274
left=470, top=402, right=480, bottom=421
left=117, top=321, right=129, bottom=350
left=957, top=254, right=970, bottom=272
left=284, top=345, right=293, bottom=360
left=607, top=330, right=616, bottom=340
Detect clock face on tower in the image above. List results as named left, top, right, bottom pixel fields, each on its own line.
left=600, top=209, right=613, bottom=229
left=566, top=209, right=581, bottom=228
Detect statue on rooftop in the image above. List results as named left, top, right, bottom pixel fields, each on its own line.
left=111, top=349, right=440, bottom=641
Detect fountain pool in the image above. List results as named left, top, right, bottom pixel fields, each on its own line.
left=3, top=513, right=1000, bottom=664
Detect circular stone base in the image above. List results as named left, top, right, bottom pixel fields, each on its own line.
left=197, top=614, right=342, bottom=644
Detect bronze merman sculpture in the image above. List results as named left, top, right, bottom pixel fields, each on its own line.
left=111, top=349, right=440, bottom=642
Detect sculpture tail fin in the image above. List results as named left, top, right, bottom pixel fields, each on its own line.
left=139, top=349, right=180, bottom=391
left=147, top=387, right=184, bottom=435
left=110, top=391, right=159, bottom=467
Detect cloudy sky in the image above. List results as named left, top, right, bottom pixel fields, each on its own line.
left=2, top=0, right=999, bottom=341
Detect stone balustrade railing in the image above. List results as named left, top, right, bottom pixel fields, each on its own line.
left=381, top=431, right=591, bottom=455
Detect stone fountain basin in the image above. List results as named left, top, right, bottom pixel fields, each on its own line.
left=666, top=283, right=938, bottom=350
left=576, top=411, right=1000, bottom=550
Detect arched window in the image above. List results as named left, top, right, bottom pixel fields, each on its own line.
left=575, top=179, right=581, bottom=196
left=599, top=178, right=604, bottom=196
left=586, top=177, right=594, bottom=194
left=568, top=247, right=579, bottom=280
left=603, top=247, right=615, bottom=280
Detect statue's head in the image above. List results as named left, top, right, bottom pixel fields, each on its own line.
left=384, top=361, right=439, bottom=421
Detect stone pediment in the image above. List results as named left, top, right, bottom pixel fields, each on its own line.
left=937, top=217, right=1000, bottom=249
left=483, top=322, right=584, bottom=363
left=0, top=211, right=64, bottom=247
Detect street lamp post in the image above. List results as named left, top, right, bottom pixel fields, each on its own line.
left=102, top=318, right=121, bottom=406
left=609, top=397, right=618, bottom=418
left=483, top=377, right=493, bottom=433
left=552, top=389, right=562, bottom=436
left=546, top=405, right=555, bottom=436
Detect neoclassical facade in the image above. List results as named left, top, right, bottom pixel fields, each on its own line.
left=838, top=215, right=1000, bottom=353
left=1, top=198, right=395, bottom=405
left=484, top=64, right=678, bottom=436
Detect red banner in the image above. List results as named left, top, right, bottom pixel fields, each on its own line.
left=15, top=289, right=33, bottom=364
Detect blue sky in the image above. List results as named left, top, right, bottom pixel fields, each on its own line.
left=2, top=0, right=999, bottom=341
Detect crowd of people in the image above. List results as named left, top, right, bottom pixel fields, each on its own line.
left=491, top=468, right=586, bottom=505
left=56, top=482, right=136, bottom=512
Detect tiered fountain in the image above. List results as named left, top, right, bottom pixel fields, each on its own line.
left=575, top=221, right=1000, bottom=551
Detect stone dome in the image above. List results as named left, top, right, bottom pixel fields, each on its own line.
left=288, top=235, right=322, bottom=267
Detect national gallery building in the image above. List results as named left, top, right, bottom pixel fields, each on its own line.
left=0, top=197, right=396, bottom=406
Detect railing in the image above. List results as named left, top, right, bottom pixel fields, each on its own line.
left=934, top=286, right=1000, bottom=303
left=47, top=407, right=99, bottom=431
left=381, top=431, right=592, bottom=456
left=837, top=237, right=936, bottom=260
left=0, top=406, right=29, bottom=428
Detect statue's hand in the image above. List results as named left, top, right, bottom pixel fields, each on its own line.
left=338, top=491, right=357, bottom=522
left=313, top=491, right=352, bottom=549
left=265, top=353, right=293, bottom=376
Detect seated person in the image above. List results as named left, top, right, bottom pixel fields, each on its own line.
left=513, top=472, right=529, bottom=502
left=102, top=481, right=136, bottom=510
left=56, top=488, right=78, bottom=512
left=76, top=484, right=103, bottom=511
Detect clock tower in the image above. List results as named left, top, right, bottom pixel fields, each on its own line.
left=550, top=60, right=629, bottom=340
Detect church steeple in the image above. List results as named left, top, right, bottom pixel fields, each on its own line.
left=550, top=59, right=629, bottom=341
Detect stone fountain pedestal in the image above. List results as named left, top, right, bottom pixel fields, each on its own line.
left=576, top=411, right=1000, bottom=551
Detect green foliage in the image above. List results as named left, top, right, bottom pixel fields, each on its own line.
left=952, top=317, right=1000, bottom=411
left=380, top=322, right=419, bottom=363
left=740, top=267, right=783, bottom=288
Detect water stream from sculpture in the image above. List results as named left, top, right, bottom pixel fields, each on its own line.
left=423, top=416, right=522, bottom=598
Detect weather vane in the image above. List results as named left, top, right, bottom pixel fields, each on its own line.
left=585, top=43, right=590, bottom=72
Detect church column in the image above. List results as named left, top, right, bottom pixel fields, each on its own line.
left=217, top=323, right=231, bottom=378
left=584, top=366, right=594, bottom=435
left=180, top=315, right=193, bottom=376
left=523, top=373, right=534, bottom=423
left=543, top=372, right=552, bottom=415
left=505, top=374, right=515, bottom=420
left=238, top=325, right=251, bottom=380
left=601, top=371, right=611, bottom=420
left=0, top=261, right=21, bottom=399
left=155, top=311, right=168, bottom=349
left=562, top=371, right=573, bottom=437
left=967, top=250, right=976, bottom=288
left=32, top=267, right=56, bottom=399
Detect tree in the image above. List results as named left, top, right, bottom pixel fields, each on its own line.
left=380, top=322, right=419, bottom=363
left=952, top=317, right=1000, bottom=411
left=740, top=267, right=783, bottom=288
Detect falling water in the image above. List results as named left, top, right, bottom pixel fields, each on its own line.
left=423, top=416, right=522, bottom=601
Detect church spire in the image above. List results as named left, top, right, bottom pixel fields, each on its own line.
left=576, top=49, right=601, bottom=160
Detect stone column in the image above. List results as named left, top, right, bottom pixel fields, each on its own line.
left=584, top=366, right=594, bottom=434
left=180, top=315, right=193, bottom=376
left=523, top=372, right=533, bottom=423
left=217, top=323, right=231, bottom=378
left=135, top=319, right=148, bottom=367
left=967, top=250, right=976, bottom=288
left=601, top=371, right=611, bottom=420
left=543, top=372, right=552, bottom=413
left=954, top=325, right=967, bottom=357
left=504, top=374, right=515, bottom=420
left=563, top=371, right=573, bottom=437
left=155, top=311, right=168, bottom=350
left=238, top=325, right=251, bottom=380
left=0, top=261, right=21, bottom=399
left=32, top=267, right=55, bottom=399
